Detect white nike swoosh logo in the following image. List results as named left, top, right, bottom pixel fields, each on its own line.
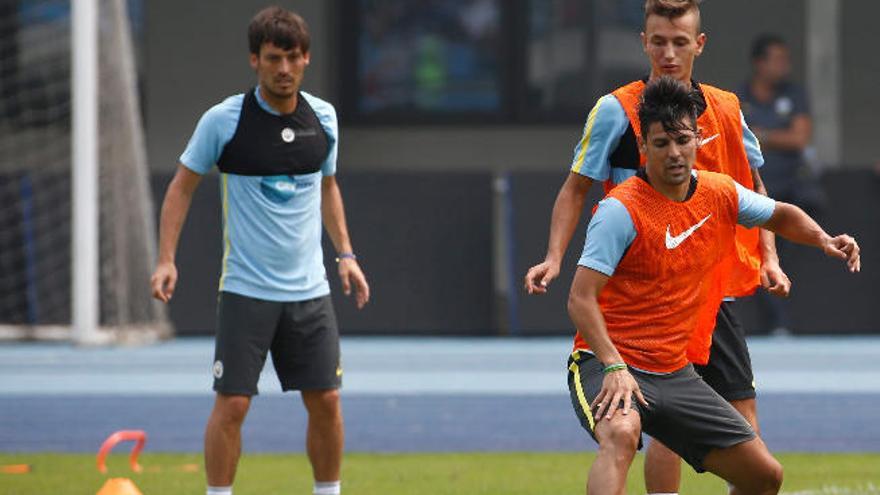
left=665, top=214, right=712, bottom=249
left=699, top=133, right=720, bottom=147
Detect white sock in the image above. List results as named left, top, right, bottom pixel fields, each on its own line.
left=207, top=486, right=232, bottom=495
left=313, top=480, right=341, bottom=495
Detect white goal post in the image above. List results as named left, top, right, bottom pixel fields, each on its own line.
left=0, top=0, right=171, bottom=344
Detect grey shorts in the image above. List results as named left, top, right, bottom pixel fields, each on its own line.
left=567, top=350, right=755, bottom=472
left=213, top=292, right=341, bottom=396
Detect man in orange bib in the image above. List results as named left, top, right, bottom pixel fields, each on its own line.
left=566, top=76, right=859, bottom=495
left=524, top=1, right=789, bottom=491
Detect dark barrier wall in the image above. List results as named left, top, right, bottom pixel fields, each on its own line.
left=510, top=172, right=604, bottom=334
left=322, top=173, right=495, bottom=334
left=153, top=172, right=495, bottom=335
left=149, top=174, right=223, bottom=334
left=509, top=170, right=880, bottom=335
left=152, top=170, right=878, bottom=336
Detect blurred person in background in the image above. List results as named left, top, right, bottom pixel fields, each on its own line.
left=150, top=7, right=369, bottom=495
left=523, top=1, right=791, bottom=493
left=739, top=34, right=825, bottom=336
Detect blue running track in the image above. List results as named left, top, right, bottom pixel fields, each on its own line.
left=2, top=337, right=879, bottom=453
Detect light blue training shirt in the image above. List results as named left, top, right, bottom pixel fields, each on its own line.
left=179, top=87, right=338, bottom=302
left=569, top=93, right=764, bottom=185
left=579, top=172, right=776, bottom=276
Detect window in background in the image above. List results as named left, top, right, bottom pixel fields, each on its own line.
left=593, top=0, right=646, bottom=90
left=341, top=0, right=647, bottom=124
left=355, top=0, right=503, bottom=116
left=525, top=0, right=593, bottom=117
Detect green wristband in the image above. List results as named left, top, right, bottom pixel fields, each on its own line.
left=603, top=363, right=627, bottom=374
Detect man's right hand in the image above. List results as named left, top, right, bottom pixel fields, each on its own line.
left=524, top=259, right=560, bottom=295
left=150, top=262, right=178, bottom=303
left=760, top=259, right=791, bottom=298
left=524, top=174, right=593, bottom=295
left=592, top=368, right=649, bottom=421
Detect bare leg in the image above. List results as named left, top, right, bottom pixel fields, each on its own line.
left=587, top=413, right=642, bottom=495
left=204, top=393, right=251, bottom=487
left=644, top=438, right=682, bottom=493
left=703, top=437, right=782, bottom=495
left=730, top=398, right=759, bottom=434
left=301, top=389, right=344, bottom=482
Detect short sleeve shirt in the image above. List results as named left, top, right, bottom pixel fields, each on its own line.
left=570, top=82, right=764, bottom=185
left=579, top=173, right=776, bottom=276
left=179, top=87, right=339, bottom=302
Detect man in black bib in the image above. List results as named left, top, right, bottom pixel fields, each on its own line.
left=150, top=7, right=368, bottom=495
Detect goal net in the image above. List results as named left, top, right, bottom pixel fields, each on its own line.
left=0, top=0, right=171, bottom=343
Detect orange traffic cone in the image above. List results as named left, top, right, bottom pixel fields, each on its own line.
left=96, top=477, right=143, bottom=495
left=0, top=464, right=31, bottom=474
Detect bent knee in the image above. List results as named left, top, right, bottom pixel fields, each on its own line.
left=760, top=458, right=783, bottom=493
left=743, top=455, right=783, bottom=494
left=599, top=419, right=641, bottom=452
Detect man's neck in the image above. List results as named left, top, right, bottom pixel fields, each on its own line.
left=258, top=85, right=299, bottom=114
left=644, top=167, right=690, bottom=202
left=649, top=71, right=693, bottom=90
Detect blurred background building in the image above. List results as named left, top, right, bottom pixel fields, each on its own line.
left=1, top=0, right=878, bottom=338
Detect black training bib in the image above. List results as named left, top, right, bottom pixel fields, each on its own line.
left=217, top=89, right=330, bottom=176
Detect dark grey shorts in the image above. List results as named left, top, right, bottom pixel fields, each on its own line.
left=567, top=350, right=755, bottom=472
left=213, top=292, right=341, bottom=396
left=694, top=301, right=757, bottom=401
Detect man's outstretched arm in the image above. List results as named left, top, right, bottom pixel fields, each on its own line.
left=525, top=94, right=629, bottom=295
left=524, top=173, right=593, bottom=294
left=761, top=202, right=860, bottom=273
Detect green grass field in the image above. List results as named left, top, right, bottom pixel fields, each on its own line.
left=2, top=452, right=879, bottom=494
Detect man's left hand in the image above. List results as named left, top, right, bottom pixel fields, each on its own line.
left=761, top=260, right=791, bottom=297
left=339, top=258, right=370, bottom=309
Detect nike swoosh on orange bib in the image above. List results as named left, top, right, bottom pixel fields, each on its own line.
left=665, top=214, right=712, bottom=249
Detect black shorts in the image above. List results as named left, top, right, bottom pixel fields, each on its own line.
left=694, top=301, right=756, bottom=401
left=212, top=292, right=341, bottom=396
left=567, top=351, right=755, bottom=472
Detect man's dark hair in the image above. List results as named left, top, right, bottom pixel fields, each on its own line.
left=644, top=0, right=702, bottom=30
left=248, top=6, right=310, bottom=55
left=638, top=76, right=699, bottom=138
left=750, top=33, right=787, bottom=62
